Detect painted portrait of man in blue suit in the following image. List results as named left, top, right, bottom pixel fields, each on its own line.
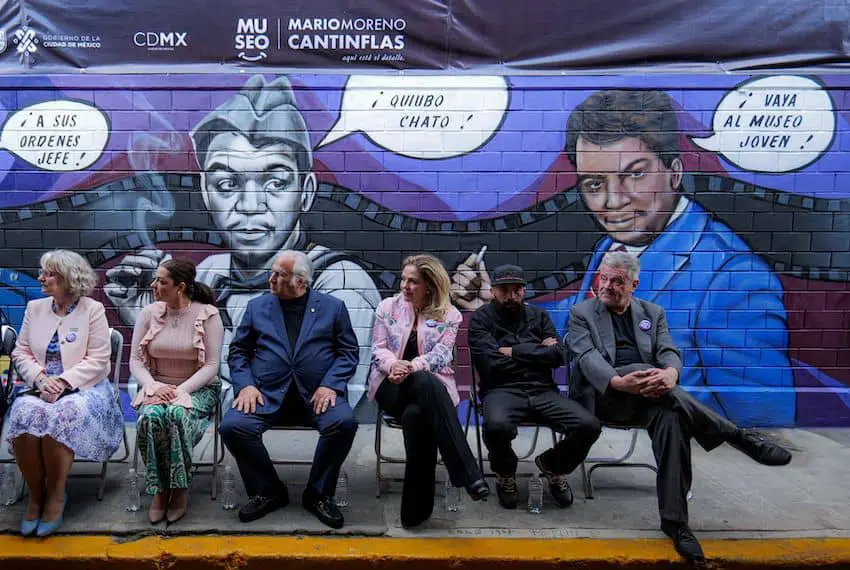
left=538, top=90, right=795, bottom=427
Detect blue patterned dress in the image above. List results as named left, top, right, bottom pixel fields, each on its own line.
left=6, top=302, right=123, bottom=461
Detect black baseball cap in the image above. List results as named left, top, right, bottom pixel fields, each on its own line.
left=491, top=264, right=526, bottom=286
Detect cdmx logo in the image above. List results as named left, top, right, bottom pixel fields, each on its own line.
left=13, top=26, right=38, bottom=55
left=133, top=31, right=189, bottom=50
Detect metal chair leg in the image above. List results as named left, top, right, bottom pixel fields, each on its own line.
left=473, top=403, right=485, bottom=475
left=211, top=405, right=221, bottom=500
left=374, top=417, right=383, bottom=498
left=581, top=461, right=593, bottom=499
left=584, top=428, right=657, bottom=497
left=97, top=461, right=108, bottom=500
left=132, top=432, right=140, bottom=473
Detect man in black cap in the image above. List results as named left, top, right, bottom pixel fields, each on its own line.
left=468, top=264, right=601, bottom=509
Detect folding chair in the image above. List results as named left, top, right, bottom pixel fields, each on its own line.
left=268, top=424, right=316, bottom=467
left=0, top=325, right=18, bottom=434
left=132, top=375, right=226, bottom=500
left=373, top=408, right=410, bottom=497
left=70, top=327, right=131, bottom=500
left=0, top=325, right=25, bottom=502
left=563, top=332, right=657, bottom=499
left=466, top=365, right=558, bottom=478
left=191, top=391, right=225, bottom=499
left=1, top=327, right=130, bottom=501
left=373, top=348, right=462, bottom=497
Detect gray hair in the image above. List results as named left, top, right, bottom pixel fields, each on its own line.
left=600, top=250, right=640, bottom=280
left=40, top=250, right=97, bottom=298
left=276, top=250, right=314, bottom=286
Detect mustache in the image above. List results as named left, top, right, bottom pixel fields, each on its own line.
left=495, top=299, right=523, bottom=311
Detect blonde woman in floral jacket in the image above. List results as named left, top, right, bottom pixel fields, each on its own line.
left=368, top=254, right=489, bottom=527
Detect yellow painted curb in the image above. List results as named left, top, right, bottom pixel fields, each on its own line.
left=0, top=536, right=849, bottom=569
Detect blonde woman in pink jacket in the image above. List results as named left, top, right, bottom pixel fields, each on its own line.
left=8, top=250, right=122, bottom=537
left=368, top=254, right=489, bottom=527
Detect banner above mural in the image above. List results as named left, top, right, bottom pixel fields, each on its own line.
left=0, top=0, right=847, bottom=73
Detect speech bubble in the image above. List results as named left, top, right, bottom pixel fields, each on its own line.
left=316, top=75, right=509, bottom=159
left=690, top=75, right=835, bottom=173
left=0, top=99, right=110, bottom=171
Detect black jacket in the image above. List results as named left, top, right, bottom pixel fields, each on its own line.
left=468, top=302, right=564, bottom=395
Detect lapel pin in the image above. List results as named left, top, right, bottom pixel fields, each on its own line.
left=425, top=319, right=437, bottom=327
left=65, top=332, right=78, bottom=343
left=310, top=308, right=316, bottom=313
left=638, top=319, right=651, bottom=331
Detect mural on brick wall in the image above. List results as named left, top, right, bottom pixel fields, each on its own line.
left=0, top=73, right=848, bottom=427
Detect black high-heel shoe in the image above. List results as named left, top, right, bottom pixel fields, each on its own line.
left=465, top=479, right=490, bottom=501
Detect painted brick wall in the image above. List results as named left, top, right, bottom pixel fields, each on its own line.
left=0, top=73, right=848, bottom=427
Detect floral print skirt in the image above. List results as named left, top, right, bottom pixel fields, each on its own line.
left=135, top=383, right=219, bottom=495
left=5, top=379, right=123, bottom=462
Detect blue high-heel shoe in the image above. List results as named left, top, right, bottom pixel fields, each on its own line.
left=20, top=517, right=40, bottom=537
left=36, top=496, right=66, bottom=537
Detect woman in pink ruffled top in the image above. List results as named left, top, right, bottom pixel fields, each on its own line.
left=130, top=259, right=223, bottom=524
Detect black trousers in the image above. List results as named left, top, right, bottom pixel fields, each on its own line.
left=482, top=386, right=602, bottom=476
left=596, top=386, right=739, bottom=524
left=376, top=371, right=482, bottom=525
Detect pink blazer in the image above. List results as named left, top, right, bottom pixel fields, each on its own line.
left=12, top=296, right=111, bottom=390
left=367, top=294, right=463, bottom=406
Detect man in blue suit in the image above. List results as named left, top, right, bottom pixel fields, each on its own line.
left=540, top=90, right=795, bottom=427
left=220, top=250, right=359, bottom=528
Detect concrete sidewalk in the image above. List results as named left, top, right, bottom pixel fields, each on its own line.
left=0, top=424, right=848, bottom=568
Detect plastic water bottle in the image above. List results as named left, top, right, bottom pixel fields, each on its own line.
left=220, top=465, right=236, bottom=510
left=125, top=468, right=140, bottom=512
left=0, top=464, right=18, bottom=506
left=334, top=469, right=350, bottom=509
left=527, top=474, right=543, bottom=514
left=444, top=470, right=460, bottom=512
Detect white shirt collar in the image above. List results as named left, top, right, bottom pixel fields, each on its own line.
left=608, top=196, right=691, bottom=256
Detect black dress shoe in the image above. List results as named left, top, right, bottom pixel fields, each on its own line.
left=535, top=454, right=574, bottom=508
left=731, top=429, right=792, bottom=466
left=465, top=478, right=490, bottom=501
left=661, top=520, right=705, bottom=563
left=495, top=474, right=518, bottom=509
left=303, top=488, right=344, bottom=529
left=238, top=488, right=290, bottom=523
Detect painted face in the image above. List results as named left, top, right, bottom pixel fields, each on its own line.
left=151, top=266, right=183, bottom=305
left=269, top=255, right=302, bottom=300
left=201, top=133, right=316, bottom=268
left=597, top=264, right=638, bottom=314
left=38, top=266, right=67, bottom=298
left=400, top=265, right=429, bottom=309
left=491, top=283, right=525, bottom=314
left=576, top=136, right=683, bottom=246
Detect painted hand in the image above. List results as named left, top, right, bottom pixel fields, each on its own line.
left=450, top=253, right=493, bottom=311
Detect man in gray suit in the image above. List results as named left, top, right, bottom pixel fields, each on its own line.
left=567, top=251, right=792, bottom=563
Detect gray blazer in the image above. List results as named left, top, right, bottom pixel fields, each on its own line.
left=567, top=297, right=683, bottom=412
